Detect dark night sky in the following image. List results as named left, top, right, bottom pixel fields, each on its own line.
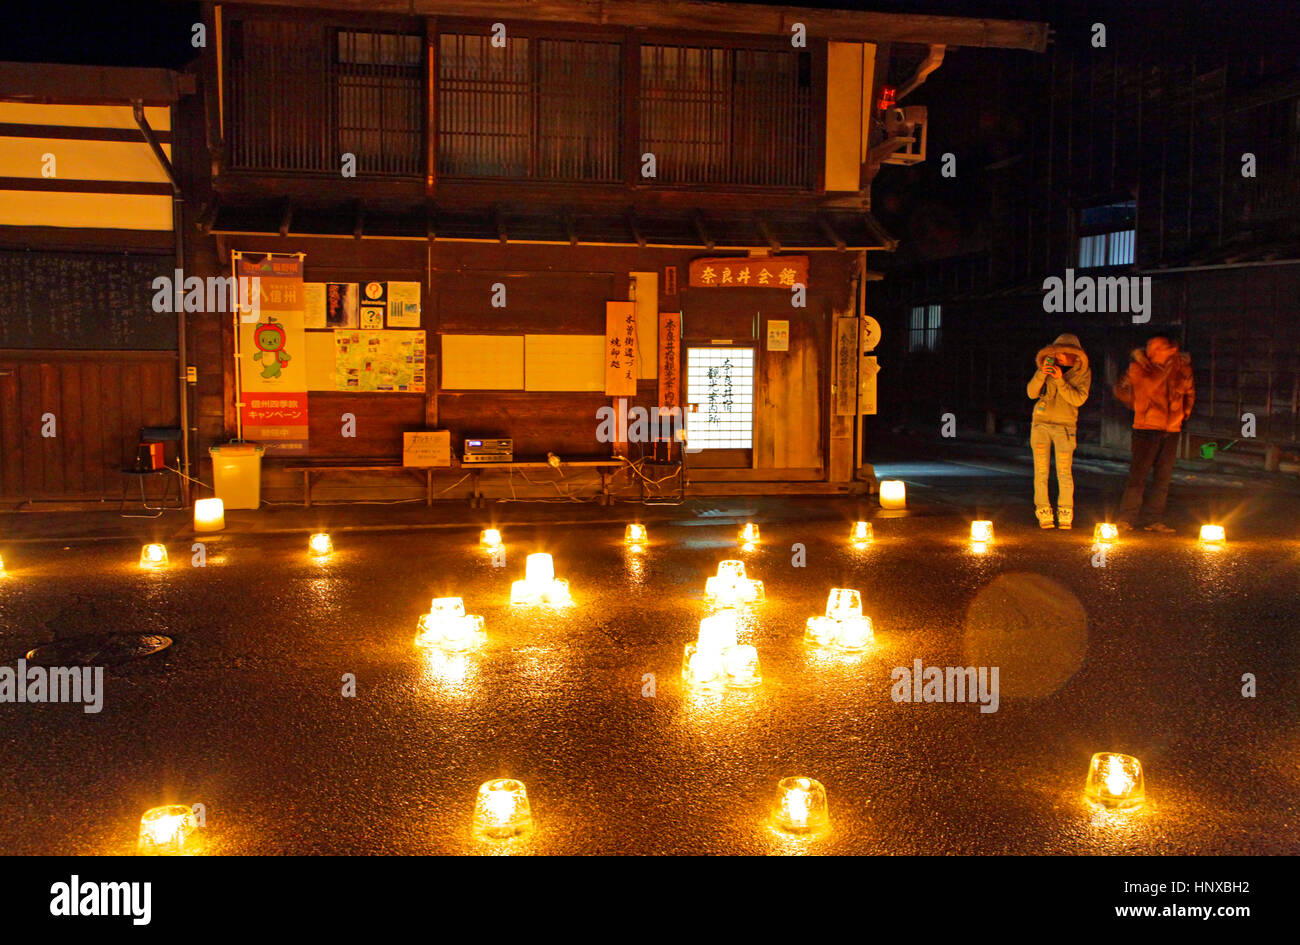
left=4, top=1, right=1296, bottom=69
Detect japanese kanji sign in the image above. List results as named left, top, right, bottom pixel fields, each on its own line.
left=658, top=312, right=682, bottom=412
left=688, top=256, right=809, bottom=289
left=605, top=301, right=638, bottom=397
left=235, top=252, right=309, bottom=454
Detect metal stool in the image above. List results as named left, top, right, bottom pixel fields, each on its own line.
left=119, top=427, right=184, bottom=518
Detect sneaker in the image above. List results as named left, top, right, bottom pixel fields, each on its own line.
left=1035, top=506, right=1055, bottom=529
left=1116, top=520, right=1135, bottom=533
left=1144, top=522, right=1175, bottom=534
left=1057, top=508, right=1073, bottom=529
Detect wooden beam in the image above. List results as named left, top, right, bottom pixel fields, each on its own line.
left=353, top=200, right=364, bottom=240
left=240, top=2, right=1049, bottom=52
left=0, top=62, right=193, bottom=105
left=562, top=207, right=577, bottom=246
left=495, top=206, right=507, bottom=244
left=278, top=198, right=294, bottom=237
left=626, top=209, right=645, bottom=248
left=757, top=218, right=782, bottom=252
left=199, top=196, right=221, bottom=235
left=815, top=213, right=846, bottom=251
left=691, top=210, right=714, bottom=250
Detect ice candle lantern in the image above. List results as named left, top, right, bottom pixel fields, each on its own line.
left=970, top=521, right=995, bottom=544
left=1094, top=523, right=1119, bottom=544
left=1084, top=752, right=1145, bottom=810
left=193, top=497, right=225, bottom=532
left=480, top=528, right=503, bottom=549
left=138, top=804, right=197, bottom=854
left=739, top=522, right=761, bottom=547
left=1199, top=524, right=1226, bottom=545
left=804, top=588, right=874, bottom=651
left=682, top=609, right=760, bottom=690
left=473, top=779, right=532, bottom=839
left=773, top=776, right=829, bottom=834
left=139, top=544, right=168, bottom=569
left=415, top=597, right=485, bottom=652
left=851, top=521, right=873, bottom=544
left=308, top=533, right=333, bottom=556
left=625, top=523, right=648, bottom=548
left=510, top=553, right=572, bottom=606
left=879, top=480, right=906, bottom=509
left=704, top=560, right=765, bottom=606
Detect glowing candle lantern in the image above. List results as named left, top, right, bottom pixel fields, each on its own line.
left=682, top=642, right=727, bottom=690
left=774, top=776, right=829, bottom=834
left=1084, top=752, right=1145, bottom=809
left=805, top=587, right=873, bottom=650
left=0, top=553, right=5, bottom=575
left=480, top=528, right=503, bottom=549
left=834, top=615, right=874, bottom=651
left=624, top=523, right=648, bottom=546
left=1199, top=524, right=1226, bottom=545
left=193, top=497, right=225, bottom=532
left=308, top=533, right=333, bottom=557
left=704, top=560, right=765, bottom=606
left=473, top=778, right=532, bottom=839
left=739, top=522, right=761, bottom=546
left=851, top=521, right=873, bottom=544
left=1094, top=523, right=1119, bottom=543
left=879, top=480, right=906, bottom=509
left=415, top=597, right=486, bottom=652
left=138, top=804, right=197, bottom=854
left=510, top=552, right=572, bottom=606
left=971, top=521, right=994, bottom=543
left=139, top=544, right=168, bottom=569
left=722, top=644, right=762, bottom=688
left=697, top=610, right=740, bottom=653
left=826, top=588, right=862, bottom=621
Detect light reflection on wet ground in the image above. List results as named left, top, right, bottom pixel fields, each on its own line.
left=0, top=509, right=1297, bottom=854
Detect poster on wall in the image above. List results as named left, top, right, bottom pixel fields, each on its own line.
left=303, top=282, right=327, bottom=329
left=766, top=319, right=790, bottom=351
left=658, top=312, right=681, bottom=413
left=605, top=301, right=637, bottom=397
left=386, top=282, right=422, bottom=327
left=334, top=329, right=426, bottom=393
left=235, top=252, right=309, bottom=454
left=325, top=282, right=358, bottom=328
left=360, top=305, right=384, bottom=329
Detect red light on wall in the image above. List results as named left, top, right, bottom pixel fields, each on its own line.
left=878, top=86, right=896, bottom=111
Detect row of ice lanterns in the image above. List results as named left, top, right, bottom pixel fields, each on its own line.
left=138, top=751, right=1146, bottom=852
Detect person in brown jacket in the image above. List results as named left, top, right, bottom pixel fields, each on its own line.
left=1112, top=336, right=1195, bottom=532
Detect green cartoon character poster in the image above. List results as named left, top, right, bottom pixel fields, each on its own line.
left=252, top=316, right=292, bottom=379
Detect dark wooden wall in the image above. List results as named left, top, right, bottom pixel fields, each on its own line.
left=0, top=349, right=179, bottom=501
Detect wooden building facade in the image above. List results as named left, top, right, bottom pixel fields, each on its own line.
left=3, top=1, right=1047, bottom=506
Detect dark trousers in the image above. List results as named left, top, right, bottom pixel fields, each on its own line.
left=1120, top=429, right=1179, bottom=522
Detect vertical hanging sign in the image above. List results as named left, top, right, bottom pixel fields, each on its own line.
left=605, top=301, right=638, bottom=397
left=235, top=252, right=309, bottom=454
left=658, top=312, right=681, bottom=414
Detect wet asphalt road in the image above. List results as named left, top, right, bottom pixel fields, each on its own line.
left=1, top=475, right=1299, bottom=854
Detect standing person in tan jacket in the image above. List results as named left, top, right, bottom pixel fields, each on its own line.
left=1113, top=336, right=1195, bottom=533
left=1026, top=333, right=1091, bottom=528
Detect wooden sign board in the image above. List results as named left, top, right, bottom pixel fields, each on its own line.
left=605, top=301, right=638, bottom=396
left=688, top=255, right=809, bottom=288
left=834, top=317, right=859, bottom=416
left=659, top=312, right=682, bottom=411
left=403, top=431, right=451, bottom=467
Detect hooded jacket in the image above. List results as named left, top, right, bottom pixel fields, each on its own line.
left=1027, top=334, right=1091, bottom=428
left=1113, top=343, right=1195, bottom=432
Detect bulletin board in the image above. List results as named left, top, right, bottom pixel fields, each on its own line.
left=524, top=334, right=605, bottom=391
left=441, top=334, right=524, bottom=390
left=334, top=329, right=426, bottom=393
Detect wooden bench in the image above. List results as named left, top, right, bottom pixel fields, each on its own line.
left=286, top=463, right=436, bottom=508
left=461, top=460, right=623, bottom=508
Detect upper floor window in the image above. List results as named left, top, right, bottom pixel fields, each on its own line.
left=437, top=34, right=622, bottom=181
left=909, top=304, right=941, bottom=352
left=225, top=19, right=423, bottom=176
left=1078, top=200, right=1136, bottom=268
left=640, top=45, right=815, bottom=188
